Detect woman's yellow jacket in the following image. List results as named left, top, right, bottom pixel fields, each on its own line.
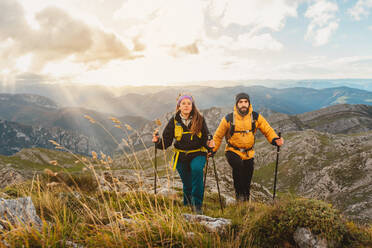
left=213, top=104, right=278, bottom=160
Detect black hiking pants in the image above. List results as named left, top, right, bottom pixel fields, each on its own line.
left=225, top=151, right=254, bottom=201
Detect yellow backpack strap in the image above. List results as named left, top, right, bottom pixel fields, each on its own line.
left=172, top=150, right=181, bottom=171
left=174, top=118, right=184, bottom=141
left=172, top=147, right=208, bottom=171
left=197, top=131, right=202, bottom=138
left=174, top=115, right=203, bottom=141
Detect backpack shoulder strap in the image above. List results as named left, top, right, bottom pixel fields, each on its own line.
left=225, top=112, right=233, bottom=123
left=252, top=111, right=259, bottom=121
left=225, top=112, right=235, bottom=140
left=225, top=112, right=234, bottom=137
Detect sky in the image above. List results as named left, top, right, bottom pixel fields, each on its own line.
left=1, top=0, right=372, bottom=86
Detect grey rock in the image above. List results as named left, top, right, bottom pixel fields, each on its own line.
left=293, top=227, right=328, bottom=248
left=59, top=240, right=85, bottom=248
left=65, top=241, right=84, bottom=248
left=224, top=195, right=236, bottom=205
left=0, top=197, right=42, bottom=229
left=156, top=187, right=178, bottom=198
left=183, top=214, right=231, bottom=233
left=0, top=167, right=25, bottom=188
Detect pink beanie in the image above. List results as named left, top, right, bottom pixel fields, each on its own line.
left=177, top=95, right=193, bottom=106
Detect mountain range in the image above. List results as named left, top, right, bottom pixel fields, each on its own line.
left=1, top=82, right=371, bottom=118
left=1, top=92, right=372, bottom=158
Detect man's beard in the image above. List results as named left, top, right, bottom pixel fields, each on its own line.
left=238, top=106, right=248, bottom=115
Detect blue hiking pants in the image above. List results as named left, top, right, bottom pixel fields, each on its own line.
left=176, top=155, right=206, bottom=207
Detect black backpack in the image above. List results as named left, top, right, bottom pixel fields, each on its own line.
left=225, top=111, right=259, bottom=141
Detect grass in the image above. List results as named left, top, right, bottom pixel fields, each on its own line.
left=1, top=115, right=371, bottom=247
left=1, top=177, right=371, bottom=247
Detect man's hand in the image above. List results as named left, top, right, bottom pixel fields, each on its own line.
left=207, top=151, right=216, bottom=158
left=275, top=137, right=284, bottom=147
left=207, top=139, right=215, bottom=149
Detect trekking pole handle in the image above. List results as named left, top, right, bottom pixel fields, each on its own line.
left=207, top=134, right=213, bottom=153
left=277, top=132, right=281, bottom=152
left=153, top=129, right=160, bottom=143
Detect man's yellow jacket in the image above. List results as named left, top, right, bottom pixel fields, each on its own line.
left=213, top=104, right=278, bottom=160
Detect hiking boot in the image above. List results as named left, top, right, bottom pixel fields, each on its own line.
left=236, top=195, right=250, bottom=202
left=193, top=205, right=203, bottom=215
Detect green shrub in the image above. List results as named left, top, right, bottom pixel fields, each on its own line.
left=248, top=197, right=347, bottom=247
left=343, top=221, right=372, bottom=247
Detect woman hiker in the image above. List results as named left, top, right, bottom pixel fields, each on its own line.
left=152, top=94, right=215, bottom=214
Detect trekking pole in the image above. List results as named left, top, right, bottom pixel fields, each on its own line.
left=203, top=157, right=209, bottom=200
left=211, top=156, right=224, bottom=213
left=202, top=135, right=213, bottom=206
left=273, top=132, right=281, bottom=201
left=154, top=130, right=159, bottom=195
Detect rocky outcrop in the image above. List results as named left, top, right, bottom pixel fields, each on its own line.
left=0, top=166, right=25, bottom=188
left=0, top=119, right=108, bottom=156
left=253, top=129, right=372, bottom=223
left=0, top=93, right=59, bottom=110
left=265, top=104, right=372, bottom=135
left=0, top=197, right=42, bottom=229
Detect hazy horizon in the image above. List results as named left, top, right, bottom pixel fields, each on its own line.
left=1, top=77, right=372, bottom=92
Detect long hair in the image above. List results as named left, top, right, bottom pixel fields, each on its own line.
left=176, top=98, right=203, bottom=135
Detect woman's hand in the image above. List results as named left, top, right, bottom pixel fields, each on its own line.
left=152, top=130, right=159, bottom=143
left=207, top=139, right=215, bottom=157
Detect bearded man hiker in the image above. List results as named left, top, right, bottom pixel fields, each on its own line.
left=211, top=93, right=284, bottom=202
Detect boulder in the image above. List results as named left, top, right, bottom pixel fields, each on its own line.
left=183, top=214, right=231, bottom=233
left=293, top=227, right=328, bottom=248
left=0, top=167, right=25, bottom=188
left=0, top=197, right=42, bottom=229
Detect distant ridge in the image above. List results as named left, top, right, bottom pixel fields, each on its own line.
left=1, top=84, right=371, bottom=118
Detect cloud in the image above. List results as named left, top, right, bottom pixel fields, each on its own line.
left=206, top=0, right=298, bottom=31
left=0, top=0, right=136, bottom=73
left=0, top=0, right=30, bottom=40
left=305, top=0, right=339, bottom=46
left=177, top=42, right=200, bottom=55
left=235, top=33, right=283, bottom=51
left=132, top=36, right=146, bottom=52
left=369, top=25, right=372, bottom=31
left=199, top=33, right=283, bottom=55
left=114, top=0, right=293, bottom=58
left=348, top=0, right=372, bottom=20
left=115, top=0, right=204, bottom=48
